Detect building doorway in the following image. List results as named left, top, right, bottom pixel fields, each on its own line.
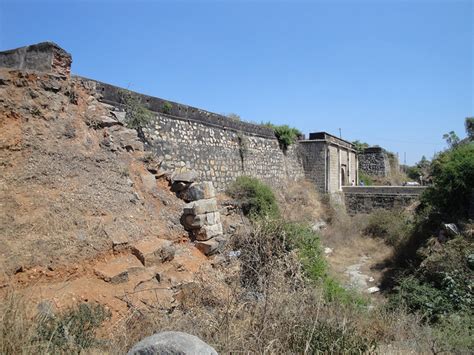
left=341, top=166, right=346, bottom=186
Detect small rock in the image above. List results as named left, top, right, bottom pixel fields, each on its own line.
left=367, top=286, right=380, bottom=294
left=111, top=110, right=127, bottom=123
left=443, top=223, right=460, bottom=237
left=324, top=247, right=333, bottom=255
left=312, top=221, right=327, bottom=232
left=98, top=115, right=120, bottom=128
left=195, top=239, right=221, bottom=256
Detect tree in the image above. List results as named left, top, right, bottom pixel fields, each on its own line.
left=352, top=140, right=369, bottom=154
left=465, top=117, right=474, bottom=140
left=443, top=131, right=460, bottom=148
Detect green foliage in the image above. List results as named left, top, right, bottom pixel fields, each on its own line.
left=390, top=236, right=473, bottom=322
left=263, top=122, right=301, bottom=151
left=120, top=90, right=153, bottom=129
left=352, top=140, right=369, bottom=154
left=364, top=209, right=412, bottom=246
left=432, top=312, right=474, bottom=352
left=162, top=101, right=173, bottom=114
left=227, top=176, right=279, bottom=219
left=35, top=303, right=110, bottom=352
left=420, top=142, right=474, bottom=220
left=466, top=117, right=474, bottom=139
left=389, top=276, right=453, bottom=321
left=358, top=171, right=373, bottom=186
left=442, top=130, right=460, bottom=148
left=406, top=156, right=430, bottom=180
left=300, top=320, right=376, bottom=354
left=286, top=223, right=326, bottom=281
left=284, top=222, right=366, bottom=306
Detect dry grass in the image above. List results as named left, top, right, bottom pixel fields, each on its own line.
left=275, top=180, right=325, bottom=223
left=102, top=219, right=437, bottom=354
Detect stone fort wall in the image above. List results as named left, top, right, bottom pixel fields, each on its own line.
left=342, top=186, right=426, bottom=214
left=359, top=147, right=391, bottom=177
left=85, top=79, right=306, bottom=190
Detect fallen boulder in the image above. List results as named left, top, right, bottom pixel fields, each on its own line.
left=127, top=331, right=218, bottom=355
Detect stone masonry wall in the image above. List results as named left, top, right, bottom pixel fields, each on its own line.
left=300, top=141, right=326, bottom=192
left=342, top=186, right=426, bottom=214
left=0, top=42, right=72, bottom=77
left=359, top=147, right=390, bottom=177
left=143, top=114, right=305, bottom=190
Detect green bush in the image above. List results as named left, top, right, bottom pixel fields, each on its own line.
left=263, top=123, right=301, bottom=151
left=299, top=320, right=376, bottom=354
left=388, top=276, right=455, bottom=321
left=227, top=176, right=279, bottom=219
left=162, top=101, right=173, bottom=114
left=364, top=209, right=412, bottom=246
left=35, top=303, right=110, bottom=352
left=284, top=222, right=366, bottom=306
left=358, top=171, right=373, bottom=186
left=420, top=142, right=474, bottom=220
left=120, top=90, right=153, bottom=130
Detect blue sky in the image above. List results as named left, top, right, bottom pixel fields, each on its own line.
left=1, top=0, right=472, bottom=164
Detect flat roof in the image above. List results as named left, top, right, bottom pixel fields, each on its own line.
left=308, top=132, right=354, bottom=146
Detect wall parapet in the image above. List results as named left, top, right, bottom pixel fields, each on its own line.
left=342, top=186, right=427, bottom=214
left=77, top=77, right=276, bottom=138
left=342, top=186, right=427, bottom=195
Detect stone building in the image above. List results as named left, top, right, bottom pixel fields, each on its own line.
left=0, top=42, right=72, bottom=78
left=300, top=132, right=358, bottom=193
left=359, top=147, right=393, bottom=177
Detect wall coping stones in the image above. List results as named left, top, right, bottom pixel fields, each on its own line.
left=342, top=186, right=427, bottom=195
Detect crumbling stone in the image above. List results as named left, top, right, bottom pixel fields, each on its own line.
left=183, top=198, right=217, bottom=215
left=131, top=239, right=175, bottom=267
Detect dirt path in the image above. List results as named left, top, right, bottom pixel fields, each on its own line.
left=321, top=234, right=392, bottom=296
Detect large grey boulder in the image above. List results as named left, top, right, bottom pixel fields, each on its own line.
left=128, top=331, right=218, bottom=355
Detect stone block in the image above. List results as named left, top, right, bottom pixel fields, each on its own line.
left=131, top=239, right=175, bottom=267
left=94, top=255, right=144, bottom=284
left=140, top=172, right=156, bottom=192
left=171, top=170, right=198, bottom=183
left=181, top=212, right=221, bottom=230
left=195, top=239, right=220, bottom=256
left=183, top=198, right=217, bottom=215
left=179, top=182, right=215, bottom=202
left=194, top=223, right=223, bottom=241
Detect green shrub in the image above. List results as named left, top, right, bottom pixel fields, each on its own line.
left=263, top=123, right=301, bottom=151
left=388, top=276, right=454, bottom=321
left=227, top=176, right=279, bottom=219
left=284, top=222, right=366, bottom=306
left=35, top=303, right=110, bottom=352
left=364, top=209, right=412, bottom=246
left=432, top=312, right=474, bottom=352
left=120, top=90, right=153, bottom=130
left=358, top=171, right=373, bottom=186
left=301, top=320, right=376, bottom=353
left=162, top=101, right=173, bottom=114
left=420, top=142, right=474, bottom=220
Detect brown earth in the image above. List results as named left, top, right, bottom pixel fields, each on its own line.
left=0, top=68, right=232, bottom=321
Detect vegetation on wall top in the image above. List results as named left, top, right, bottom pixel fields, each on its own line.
left=263, top=122, right=301, bottom=151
